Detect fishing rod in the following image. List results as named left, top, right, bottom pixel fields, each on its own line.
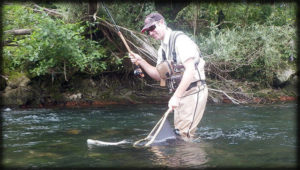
left=101, top=2, right=144, bottom=78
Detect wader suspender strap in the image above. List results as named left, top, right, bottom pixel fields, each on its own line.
left=170, top=31, right=204, bottom=81
left=170, top=31, right=184, bottom=64
left=162, top=50, right=167, bottom=61
left=161, top=31, right=183, bottom=87
left=161, top=31, right=185, bottom=63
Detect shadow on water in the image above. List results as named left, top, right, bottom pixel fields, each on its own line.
left=2, top=103, right=297, bottom=168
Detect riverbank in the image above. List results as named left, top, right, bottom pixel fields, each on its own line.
left=0, top=73, right=297, bottom=109
left=14, top=95, right=296, bottom=109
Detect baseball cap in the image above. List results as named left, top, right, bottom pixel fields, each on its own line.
left=141, top=12, right=164, bottom=33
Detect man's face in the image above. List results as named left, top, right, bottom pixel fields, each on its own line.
left=147, top=20, right=165, bottom=40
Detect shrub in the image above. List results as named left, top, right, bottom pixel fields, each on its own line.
left=198, top=23, right=296, bottom=86
left=3, top=4, right=119, bottom=79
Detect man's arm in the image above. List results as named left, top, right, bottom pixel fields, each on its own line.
left=129, top=52, right=161, bottom=81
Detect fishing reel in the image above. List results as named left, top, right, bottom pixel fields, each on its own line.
left=133, top=65, right=144, bottom=78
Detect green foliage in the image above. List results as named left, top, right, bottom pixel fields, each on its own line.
left=99, top=1, right=156, bottom=31
left=2, top=4, right=33, bottom=30
left=52, top=2, right=88, bottom=23
left=175, top=2, right=296, bottom=34
left=2, top=2, right=297, bottom=88
left=3, top=3, right=122, bottom=79
left=173, top=2, right=297, bottom=87
left=199, top=23, right=296, bottom=86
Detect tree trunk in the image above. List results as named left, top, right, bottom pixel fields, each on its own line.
left=88, top=0, right=98, bottom=17
left=88, top=0, right=99, bottom=39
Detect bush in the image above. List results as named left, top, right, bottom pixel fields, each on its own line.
left=3, top=4, right=120, bottom=79
left=198, top=23, right=296, bottom=86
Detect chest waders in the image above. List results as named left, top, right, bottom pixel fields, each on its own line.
left=159, top=31, right=206, bottom=138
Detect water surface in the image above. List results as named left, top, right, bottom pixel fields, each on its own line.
left=2, top=103, right=297, bottom=168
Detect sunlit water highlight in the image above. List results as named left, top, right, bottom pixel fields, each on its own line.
left=2, top=103, right=297, bottom=168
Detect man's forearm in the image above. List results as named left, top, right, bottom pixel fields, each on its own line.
left=139, top=59, right=161, bottom=81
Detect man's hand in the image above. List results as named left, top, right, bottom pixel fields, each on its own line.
left=129, top=52, right=143, bottom=65
left=168, top=95, right=180, bottom=109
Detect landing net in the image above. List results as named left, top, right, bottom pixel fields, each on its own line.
left=133, top=108, right=177, bottom=147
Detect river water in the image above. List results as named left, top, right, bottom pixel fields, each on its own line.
left=2, top=103, right=297, bottom=168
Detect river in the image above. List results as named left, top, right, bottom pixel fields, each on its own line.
left=2, top=102, right=297, bottom=168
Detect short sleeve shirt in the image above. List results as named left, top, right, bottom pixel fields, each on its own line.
left=156, top=28, right=206, bottom=81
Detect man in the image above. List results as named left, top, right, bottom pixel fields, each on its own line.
left=129, top=12, right=208, bottom=141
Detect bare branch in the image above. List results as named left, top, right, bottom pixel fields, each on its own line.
left=208, top=87, right=241, bottom=104
left=33, top=4, right=64, bottom=18
left=4, top=29, right=32, bottom=35
left=92, top=15, right=158, bottom=64
left=1, top=75, right=9, bottom=80
left=64, top=61, right=68, bottom=82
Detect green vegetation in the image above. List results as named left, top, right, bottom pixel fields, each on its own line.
left=2, top=2, right=297, bottom=90
left=3, top=3, right=122, bottom=80
left=173, top=2, right=297, bottom=88
left=199, top=23, right=296, bottom=86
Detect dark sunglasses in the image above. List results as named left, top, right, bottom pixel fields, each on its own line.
left=146, top=25, right=156, bottom=35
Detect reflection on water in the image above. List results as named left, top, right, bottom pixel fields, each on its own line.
left=149, top=140, right=209, bottom=168
left=2, top=103, right=297, bottom=168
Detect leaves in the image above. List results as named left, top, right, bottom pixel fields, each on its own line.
left=3, top=3, right=121, bottom=79
left=2, top=2, right=297, bottom=88
left=199, top=23, right=296, bottom=85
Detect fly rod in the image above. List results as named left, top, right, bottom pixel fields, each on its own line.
left=101, top=2, right=144, bottom=78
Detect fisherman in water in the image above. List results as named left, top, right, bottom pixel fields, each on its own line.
left=129, top=12, right=208, bottom=142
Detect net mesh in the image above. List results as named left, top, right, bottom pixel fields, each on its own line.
left=135, top=119, right=177, bottom=146
left=150, top=119, right=176, bottom=144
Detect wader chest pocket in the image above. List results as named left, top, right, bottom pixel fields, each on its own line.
left=156, top=60, right=184, bottom=92
left=156, top=60, right=174, bottom=79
